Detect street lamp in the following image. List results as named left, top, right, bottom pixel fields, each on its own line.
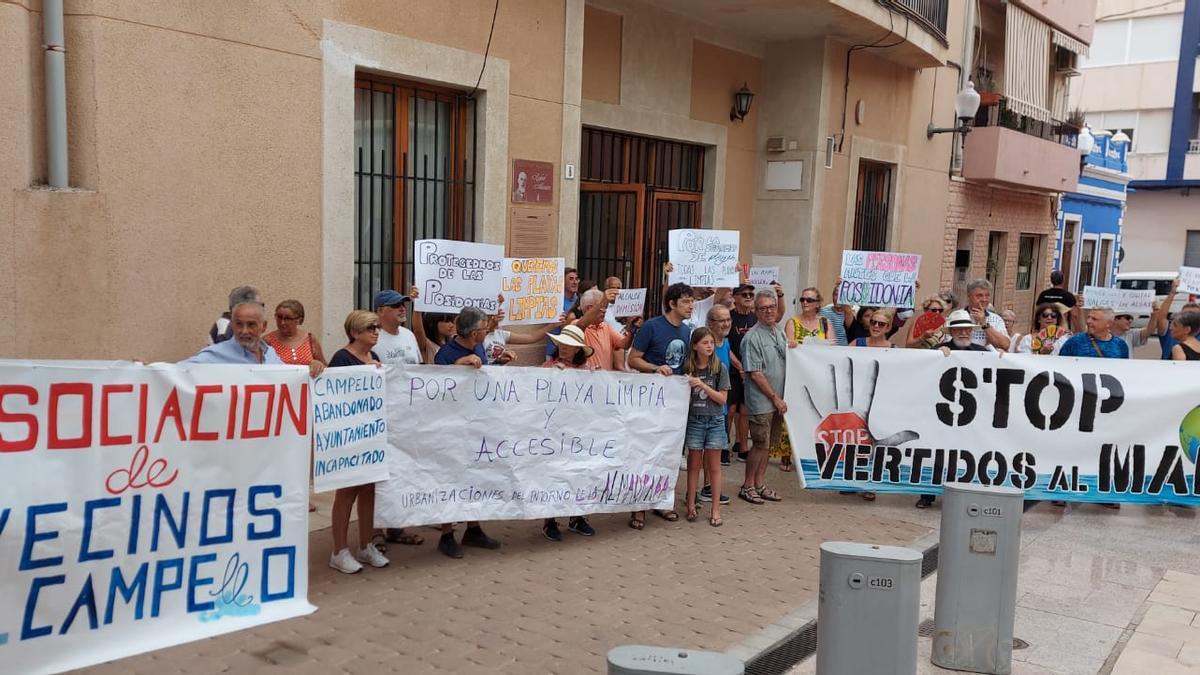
left=1076, top=126, right=1095, bottom=156
left=927, top=81, right=982, bottom=139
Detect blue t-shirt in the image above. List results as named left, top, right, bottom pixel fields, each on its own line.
left=1058, top=332, right=1130, bottom=359
left=631, top=315, right=692, bottom=373
left=435, top=339, right=487, bottom=365
left=714, top=339, right=732, bottom=413
left=1160, top=330, right=1179, bottom=360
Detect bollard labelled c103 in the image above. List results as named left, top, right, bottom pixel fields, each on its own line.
left=816, top=542, right=922, bottom=675
left=932, top=483, right=1024, bottom=674
left=607, top=645, right=743, bottom=675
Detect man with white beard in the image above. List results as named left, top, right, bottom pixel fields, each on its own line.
left=938, top=310, right=990, bottom=356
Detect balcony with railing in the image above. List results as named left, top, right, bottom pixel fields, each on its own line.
left=885, top=0, right=949, bottom=44
left=960, top=96, right=1081, bottom=193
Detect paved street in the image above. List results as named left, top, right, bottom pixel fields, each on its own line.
left=80, top=461, right=930, bottom=674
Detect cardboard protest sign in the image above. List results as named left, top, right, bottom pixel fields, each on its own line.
left=0, top=362, right=314, bottom=673
left=375, top=366, right=689, bottom=527
left=500, top=257, right=565, bottom=325
left=784, top=346, right=1200, bottom=506
left=311, top=365, right=389, bottom=492
left=749, top=266, right=780, bottom=286
left=1179, top=266, right=1200, bottom=295
left=667, top=229, right=740, bottom=287
left=1082, top=285, right=1154, bottom=314
left=838, top=251, right=920, bottom=309
left=413, top=239, right=504, bottom=314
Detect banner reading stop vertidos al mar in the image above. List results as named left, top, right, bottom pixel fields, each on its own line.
left=0, top=361, right=314, bottom=674
left=376, top=365, right=689, bottom=527
left=784, top=346, right=1200, bottom=505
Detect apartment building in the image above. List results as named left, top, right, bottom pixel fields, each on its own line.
left=1070, top=0, right=1200, bottom=276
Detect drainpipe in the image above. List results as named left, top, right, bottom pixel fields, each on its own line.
left=43, top=0, right=69, bottom=188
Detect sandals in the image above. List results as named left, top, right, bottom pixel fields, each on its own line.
left=709, top=516, right=723, bottom=527
left=655, top=509, right=680, bottom=522
left=629, top=512, right=646, bottom=530
left=756, top=486, right=782, bottom=502
left=780, top=460, right=794, bottom=473
left=685, top=507, right=699, bottom=522
left=738, top=486, right=765, bottom=505
left=861, top=492, right=876, bottom=502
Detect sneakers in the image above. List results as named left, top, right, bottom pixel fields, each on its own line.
left=543, top=519, right=563, bottom=542
left=354, top=543, right=390, bottom=568
left=697, top=485, right=731, bottom=505
left=461, top=525, right=501, bottom=549
left=915, top=495, right=935, bottom=509
left=329, top=547, right=363, bottom=574
left=720, top=449, right=731, bottom=466
left=438, top=531, right=464, bottom=558
left=568, top=516, right=595, bottom=536
left=736, top=451, right=749, bottom=463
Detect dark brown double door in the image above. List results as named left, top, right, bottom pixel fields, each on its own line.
left=576, top=128, right=705, bottom=311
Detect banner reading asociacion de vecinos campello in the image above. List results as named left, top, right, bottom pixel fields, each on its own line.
left=0, top=361, right=315, bottom=674
left=784, top=346, right=1200, bottom=505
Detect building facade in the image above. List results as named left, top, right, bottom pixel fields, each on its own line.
left=1070, top=0, right=1200, bottom=275
left=2, top=0, right=1097, bottom=359
left=1056, top=131, right=1132, bottom=293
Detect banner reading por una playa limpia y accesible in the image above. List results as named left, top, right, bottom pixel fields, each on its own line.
left=0, top=362, right=315, bottom=674
left=375, top=365, right=689, bottom=528
left=783, top=346, right=1200, bottom=505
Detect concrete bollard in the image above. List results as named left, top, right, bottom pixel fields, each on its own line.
left=607, top=646, right=744, bottom=675
left=816, top=541, right=923, bottom=675
left=931, top=483, right=1024, bottom=674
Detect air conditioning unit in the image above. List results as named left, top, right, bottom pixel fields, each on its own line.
left=1055, top=48, right=1080, bottom=76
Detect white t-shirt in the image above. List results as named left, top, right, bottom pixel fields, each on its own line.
left=970, top=310, right=1009, bottom=347
left=1119, top=329, right=1148, bottom=354
left=482, top=330, right=511, bottom=365
left=375, top=327, right=422, bottom=365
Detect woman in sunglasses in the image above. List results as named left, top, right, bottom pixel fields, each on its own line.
left=326, top=310, right=390, bottom=574
left=1014, top=302, right=1071, bottom=355
left=906, top=296, right=948, bottom=348
left=852, top=307, right=896, bottom=349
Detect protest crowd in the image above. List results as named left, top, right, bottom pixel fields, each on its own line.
left=191, top=256, right=1200, bottom=575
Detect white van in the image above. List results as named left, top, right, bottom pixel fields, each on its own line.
left=1114, top=271, right=1190, bottom=329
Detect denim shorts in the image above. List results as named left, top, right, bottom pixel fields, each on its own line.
left=685, top=414, right=728, bottom=450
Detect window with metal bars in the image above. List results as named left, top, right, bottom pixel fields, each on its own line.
left=580, top=128, right=704, bottom=192
left=353, top=75, right=477, bottom=309
left=851, top=161, right=892, bottom=252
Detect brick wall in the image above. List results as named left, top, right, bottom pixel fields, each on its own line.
left=941, top=181, right=1058, bottom=334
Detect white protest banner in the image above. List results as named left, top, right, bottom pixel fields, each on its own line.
left=375, top=366, right=689, bottom=527
left=1082, top=285, right=1154, bottom=314
left=413, top=239, right=504, bottom=313
left=311, top=365, right=389, bottom=492
left=749, top=266, right=780, bottom=286
left=667, top=229, right=740, bottom=287
left=610, top=288, right=647, bottom=318
left=783, top=346, right=1200, bottom=506
left=0, top=362, right=314, bottom=674
left=838, top=250, right=921, bottom=309
left=1179, top=266, right=1200, bottom=295
left=500, top=257, right=565, bottom=325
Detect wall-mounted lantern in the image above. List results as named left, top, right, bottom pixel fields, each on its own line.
left=926, top=81, right=982, bottom=139
left=730, top=83, right=754, bottom=123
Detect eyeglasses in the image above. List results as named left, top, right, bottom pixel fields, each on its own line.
left=1040, top=312, right=1059, bottom=319
left=869, top=320, right=889, bottom=328
left=755, top=305, right=777, bottom=312
left=799, top=297, right=819, bottom=304
left=385, top=302, right=407, bottom=309
left=363, top=325, right=380, bottom=332
left=737, top=292, right=754, bottom=298
left=275, top=314, right=299, bottom=322
left=928, top=307, right=944, bottom=313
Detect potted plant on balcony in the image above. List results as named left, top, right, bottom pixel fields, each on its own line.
left=975, top=71, right=1001, bottom=107
left=1059, top=107, right=1086, bottom=136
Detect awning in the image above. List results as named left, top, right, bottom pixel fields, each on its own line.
left=1004, top=2, right=1051, bottom=122
left=1052, top=29, right=1089, bottom=57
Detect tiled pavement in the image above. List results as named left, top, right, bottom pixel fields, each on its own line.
left=80, top=463, right=931, bottom=674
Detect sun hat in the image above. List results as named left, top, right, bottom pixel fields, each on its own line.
left=945, top=309, right=980, bottom=329
left=548, top=324, right=595, bottom=358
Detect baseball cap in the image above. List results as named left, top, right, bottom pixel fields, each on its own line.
left=372, top=289, right=409, bottom=309
left=734, top=283, right=755, bottom=295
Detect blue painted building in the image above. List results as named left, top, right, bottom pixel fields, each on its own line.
left=1054, top=131, right=1131, bottom=291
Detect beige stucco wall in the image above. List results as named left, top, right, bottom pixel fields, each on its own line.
left=2, top=0, right=571, bottom=360
left=582, top=5, right=621, bottom=105
left=1121, top=189, right=1200, bottom=273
